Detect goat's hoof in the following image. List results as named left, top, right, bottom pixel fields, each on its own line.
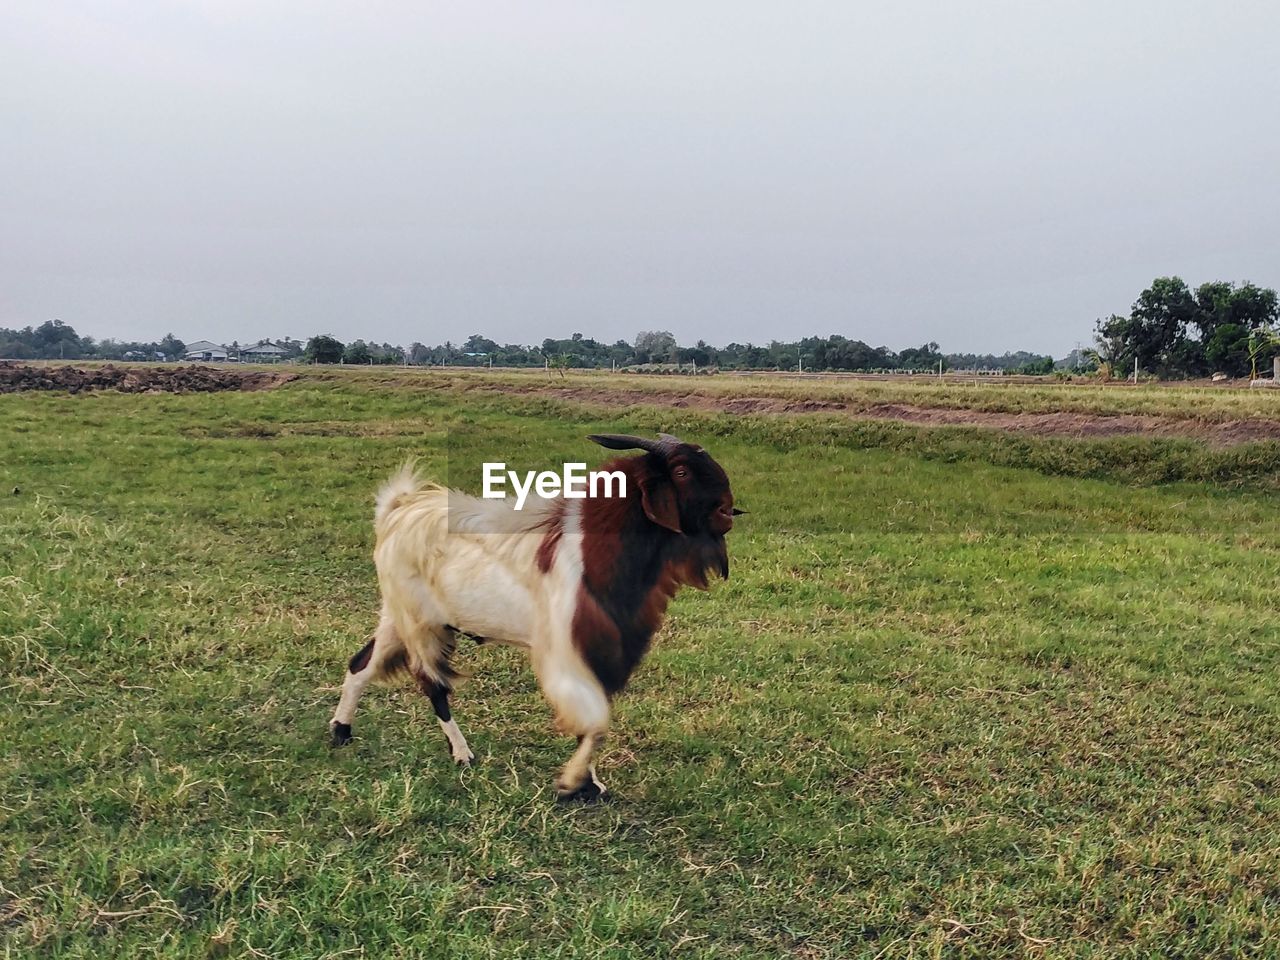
left=453, top=750, right=476, bottom=766
left=330, top=721, right=353, bottom=747
left=555, top=779, right=607, bottom=804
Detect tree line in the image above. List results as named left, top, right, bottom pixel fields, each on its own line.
left=11, top=275, right=1277, bottom=378
left=0, top=320, right=191, bottom=362
left=2, top=321, right=1049, bottom=371
left=3, top=321, right=1054, bottom=371
left=305, top=331, right=1055, bottom=373
left=1094, top=278, right=1279, bottom=379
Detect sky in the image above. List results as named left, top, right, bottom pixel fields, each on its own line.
left=2, top=2, right=1277, bottom=357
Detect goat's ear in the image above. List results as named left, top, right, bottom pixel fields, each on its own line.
left=638, top=475, right=682, bottom=533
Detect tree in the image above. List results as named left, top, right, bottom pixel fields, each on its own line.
left=343, top=340, right=372, bottom=364
left=304, top=335, right=344, bottom=364
left=1247, top=326, right=1280, bottom=380
left=1094, top=278, right=1195, bottom=376
left=0, top=328, right=34, bottom=359
left=1203, top=323, right=1251, bottom=377
left=1191, top=281, right=1277, bottom=374
left=761, top=339, right=793, bottom=370
left=1017, top=356, right=1055, bottom=375
left=1128, top=277, right=1200, bottom=375
left=1094, top=311, right=1143, bottom=377
left=1099, top=278, right=1279, bottom=378
left=32, top=319, right=83, bottom=359
left=1193, top=281, right=1236, bottom=341
left=897, top=341, right=943, bottom=370
left=279, top=338, right=305, bottom=359
left=678, top=339, right=713, bottom=368
left=1196, top=281, right=1278, bottom=341
left=607, top=340, right=635, bottom=367
left=158, top=333, right=185, bottom=359
left=463, top=334, right=499, bottom=355
left=633, top=330, right=677, bottom=364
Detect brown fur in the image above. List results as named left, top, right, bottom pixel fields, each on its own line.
left=571, top=453, right=732, bottom=694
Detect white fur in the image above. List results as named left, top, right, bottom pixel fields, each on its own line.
left=334, top=466, right=611, bottom=794
left=439, top=718, right=474, bottom=764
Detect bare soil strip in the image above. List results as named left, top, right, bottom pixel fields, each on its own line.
left=510, top=385, right=1280, bottom=445
left=8, top=365, right=1279, bottom=444
left=0, top=362, right=296, bottom=394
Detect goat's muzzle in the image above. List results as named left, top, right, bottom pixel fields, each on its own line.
left=711, top=503, right=736, bottom=535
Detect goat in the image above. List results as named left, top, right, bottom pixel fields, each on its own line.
left=329, top=433, right=741, bottom=800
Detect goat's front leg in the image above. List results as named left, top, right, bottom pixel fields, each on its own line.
left=559, top=732, right=607, bottom=802
left=535, top=650, right=611, bottom=802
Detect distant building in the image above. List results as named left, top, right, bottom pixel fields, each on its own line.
left=184, top=340, right=229, bottom=362
left=240, top=340, right=288, bottom=362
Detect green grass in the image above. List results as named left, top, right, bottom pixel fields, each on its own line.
left=5, top=375, right=1280, bottom=958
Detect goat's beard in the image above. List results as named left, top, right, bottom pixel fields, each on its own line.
left=676, top=533, right=729, bottom=590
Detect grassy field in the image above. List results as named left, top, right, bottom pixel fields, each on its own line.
left=5, top=371, right=1280, bottom=958
left=309, top=365, right=1280, bottom=423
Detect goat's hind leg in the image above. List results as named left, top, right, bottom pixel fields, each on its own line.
left=416, top=672, right=475, bottom=765
left=329, top=618, right=401, bottom=746
left=414, top=626, right=475, bottom=765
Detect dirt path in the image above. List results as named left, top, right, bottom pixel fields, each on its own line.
left=0, top=362, right=296, bottom=394
left=9, top=364, right=1279, bottom=444
left=507, top=385, right=1280, bottom=445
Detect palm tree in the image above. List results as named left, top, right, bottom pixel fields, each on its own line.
left=1247, top=326, right=1280, bottom=380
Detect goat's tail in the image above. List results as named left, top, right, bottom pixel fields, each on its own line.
left=375, top=461, right=422, bottom=530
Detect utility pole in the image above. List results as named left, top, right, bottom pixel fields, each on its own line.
left=1133, top=356, right=1139, bottom=384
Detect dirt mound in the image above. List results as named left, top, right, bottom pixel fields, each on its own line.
left=537, top=386, right=851, bottom=415
left=0, top=362, right=296, bottom=395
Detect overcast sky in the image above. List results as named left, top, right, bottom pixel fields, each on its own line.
left=3, top=2, right=1277, bottom=355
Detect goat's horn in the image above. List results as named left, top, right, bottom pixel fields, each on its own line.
left=659, top=431, right=701, bottom=451
left=587, top=433, right=676, bottom=454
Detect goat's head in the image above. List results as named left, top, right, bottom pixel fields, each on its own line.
left=588, top=432, right=742, bottom=548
